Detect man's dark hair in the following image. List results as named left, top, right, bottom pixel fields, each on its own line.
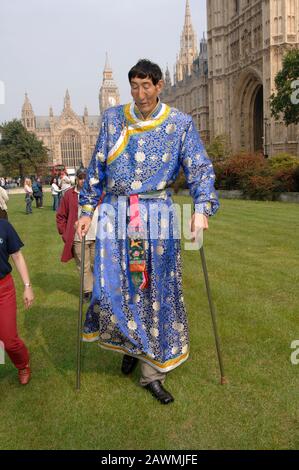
left=128, top=59, right=162, bottom=86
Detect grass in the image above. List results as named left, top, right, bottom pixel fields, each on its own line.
left=0, top=193, right=298, bottom=450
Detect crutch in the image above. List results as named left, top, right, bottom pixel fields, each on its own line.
left=76, top=234, right=86, bottom=390
left=199, top=243, right=228, bottom=385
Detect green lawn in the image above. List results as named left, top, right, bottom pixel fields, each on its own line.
left=0, top=193, right=298, bottom=450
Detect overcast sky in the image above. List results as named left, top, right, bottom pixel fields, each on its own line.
left=0, top=0, right=207, bottom=122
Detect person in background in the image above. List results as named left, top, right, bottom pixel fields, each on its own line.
left=24, top=178, right=33, bottom=215
left=0, top=218, right=34, bottom=385
left=56, top=168, right=99, bottom=303
left=36, top=177, right=43, bottom=208
left=51, top=177, right=61, bottom=211
left=0, top=185, right=9, bottom=219
left=32, top=178, right=43, bottom=209
left=59, top=170, right=71, bottom=197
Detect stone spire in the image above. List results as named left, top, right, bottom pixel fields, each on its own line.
left=104, top=52, right=112, bottom=73
left=164, top=65, right=172, bottom=88
left=186, top=0, right=191, bottom=17
left=22, top=93, right=34, bottom=116
left=64, top=89, right=71, bottom=109
left=175, top=0, right=198, bottom=83
left=200, top=33, right=208, bottom=57
left=83, top=105, right=89, bottom=124
left=99, top=53, right=120, bottom=114
left=21, top=93, right=35, bottom=130
left=102, top=52, right=113, bottom=84
left=197, top=33, right=208, bottom=75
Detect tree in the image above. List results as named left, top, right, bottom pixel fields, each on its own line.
left=270, top=49, right=299, bottom=126
left=0, top=120, right=48, bottom=179
left=206, top=134, right=232, bottom=162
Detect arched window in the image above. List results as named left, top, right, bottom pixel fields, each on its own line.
left=60, top=130, right=82, bottom=168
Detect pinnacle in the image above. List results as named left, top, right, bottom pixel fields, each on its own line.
left=185, top=0, right=191, bottom=24
left=104, top=52, right=112, bottom=71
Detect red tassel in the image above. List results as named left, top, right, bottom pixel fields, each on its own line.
left=140, top=269, right=149, bottom=289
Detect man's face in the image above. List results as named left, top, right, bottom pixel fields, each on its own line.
left=130, top=76, right=163, bottom=117
left=77, top=176, right=85, bottom=189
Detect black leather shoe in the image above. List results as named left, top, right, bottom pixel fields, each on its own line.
left=145, top=380, right=174, bottom=405
left=121, top=355, right=138, bottom=375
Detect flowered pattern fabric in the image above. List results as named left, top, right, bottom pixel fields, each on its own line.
left=79, top=101, right=219, bottom=372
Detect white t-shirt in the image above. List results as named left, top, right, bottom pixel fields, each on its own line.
left=24, top=185, right=33, bottom=195
left=51, top=183, right=61, bottom=195
left=0, top=187, right=9, bottom=211
left=60, top=175, right=71, bottom=192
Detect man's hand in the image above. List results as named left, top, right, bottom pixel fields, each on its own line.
left=190, top=213, right=209, bottom=242
left=23, top=286, right=34, bottom=309
left=75, top=216, right=92, bottom=241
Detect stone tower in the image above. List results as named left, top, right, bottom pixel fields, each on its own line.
left=164, top=65, right=172, bottom=89
left=99, top=53, right=120, bottom=114
left=175, top=0, right=198, bottom=83
left=22, top=93, right=36, bottom=131
left=207, top=0, right=299, bottom=156
left=64, top=89, right=71, bottom=110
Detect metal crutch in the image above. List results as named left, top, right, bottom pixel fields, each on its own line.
left=199, top=245, right=228, bottom=385
left=76, top=234, right=86, bottom=390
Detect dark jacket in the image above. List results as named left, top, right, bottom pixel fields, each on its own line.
left=32, top=180, right=42, bottom=197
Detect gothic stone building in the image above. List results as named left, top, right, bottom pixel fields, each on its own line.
left=162, top=0, right=210, bottom=144
left=21, top=54, right=120, bottom=169
left=162, top=0, right=299, bottom=157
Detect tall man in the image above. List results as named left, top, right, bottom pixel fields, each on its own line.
left=76, top=59, right=219, bottom=404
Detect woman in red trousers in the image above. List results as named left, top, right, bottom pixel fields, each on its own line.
left=0, top=219, right=34, bottom=385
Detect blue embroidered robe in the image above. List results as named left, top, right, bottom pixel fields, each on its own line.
left=79, top=101, right=219, bottom=373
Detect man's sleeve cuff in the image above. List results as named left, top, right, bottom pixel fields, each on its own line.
left=194, top=202, right=212, bottom=216
left=81, top=204, right=95, bottom=217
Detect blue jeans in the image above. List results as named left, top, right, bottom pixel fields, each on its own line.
left=25, top=195, right=32, bottom=214
left=52, top=194, right=59, bottom=211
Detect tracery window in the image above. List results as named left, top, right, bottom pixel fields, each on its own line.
left=60, top=130, right=82, bottom=168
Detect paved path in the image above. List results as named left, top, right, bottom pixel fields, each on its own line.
left=5, top=186, right=52, bottom=195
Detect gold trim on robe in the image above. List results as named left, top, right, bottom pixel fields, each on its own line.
left=107, top=103, right=171, bottom=165
left=98, top=341, right=189, bottom=373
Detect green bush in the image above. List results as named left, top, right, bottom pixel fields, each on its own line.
left=214, top=152, right=299, bottom=199
left=206, top=134, right=232, bottom=162
left=293, top=166, right=299, bottom=191
left=268, top=153, right=299, bottom=171
left=215, top=152, right=267, bottom=190
left=242, top=173, right=276, bottom=200
left=272, top=167, right=298, bottom=193
left=172, top=151, right=299, bottom=200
